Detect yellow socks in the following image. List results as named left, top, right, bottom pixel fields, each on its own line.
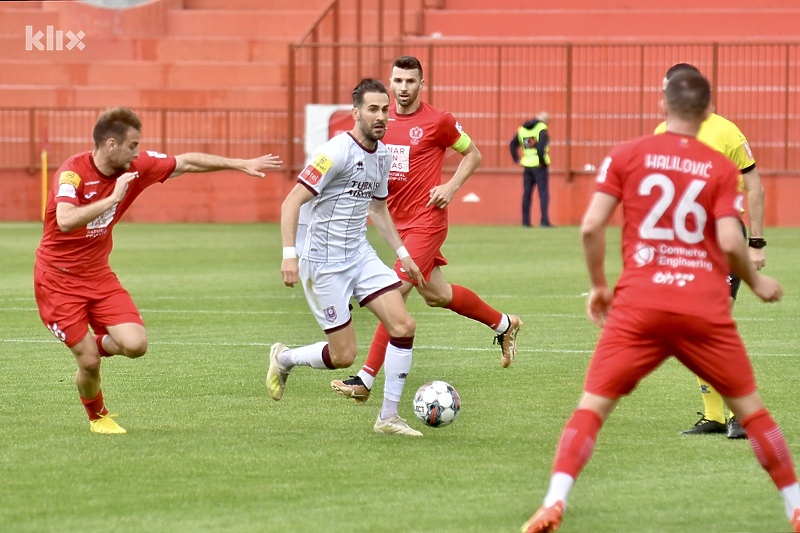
left=697, top=376, right=726, bottom=423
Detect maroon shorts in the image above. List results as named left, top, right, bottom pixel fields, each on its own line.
left=393, top=226, right=449, bottom=283
left=584, top=305, right=756, bottom=399
left=34, top=267, right=144, bottom=348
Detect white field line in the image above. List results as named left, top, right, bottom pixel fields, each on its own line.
left=2, top=338, right=797, bottom=357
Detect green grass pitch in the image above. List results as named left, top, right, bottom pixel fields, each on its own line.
left=1, top=222, right=799, bottom=532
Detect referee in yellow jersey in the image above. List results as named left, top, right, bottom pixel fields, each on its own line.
left=655, top=63, right=767, bottom=439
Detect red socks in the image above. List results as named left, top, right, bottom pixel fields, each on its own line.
left=552, top=409, right=604, bottom=478
left=362, top=323, right=391, bottom=378
left=361, top=284, right=503, bottom=378
left=742, top=408, right=798, bottom=489
left=445, top=284, right=503, bottom=330
left=95, top=334, right=112, bottom=357
left=548, top=407, right=798, bottom=492
left=80, top=389, right=109, bottom=421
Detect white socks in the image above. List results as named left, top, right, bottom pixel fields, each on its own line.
left=278, top=342, right=329, bottom=369
left=543, top=472, right=575, bottom=509
left=380, top=341, right=412, bottom=419
left=494, top=314, right=510, bottom=335
left=357, top=369, right=375, bottom=390
left=782, top=483, right=800, bottom=519
left=380, top=399, right=400, bottom=421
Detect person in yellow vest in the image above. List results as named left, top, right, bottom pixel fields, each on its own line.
left=509, top=112, right=552, bottom=227
left=655, top=63, right=767, bottom=440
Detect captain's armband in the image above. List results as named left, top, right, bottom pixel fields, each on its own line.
left=451, top=132, right=472, bottom=154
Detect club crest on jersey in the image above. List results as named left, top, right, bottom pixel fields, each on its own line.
left=323, top=305, right=337, bottom=323
left=633, top=242, right=656, bottom=267
left=409, top=126, right=423, bottom=145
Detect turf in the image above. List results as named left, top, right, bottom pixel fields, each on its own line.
left=1, top=222, right=799, bottom=532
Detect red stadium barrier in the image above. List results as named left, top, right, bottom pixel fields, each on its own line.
left=1, top=0, right=798, bottom=224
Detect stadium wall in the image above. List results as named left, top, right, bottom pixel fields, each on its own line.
left=4, top=169, right=800, bottom=227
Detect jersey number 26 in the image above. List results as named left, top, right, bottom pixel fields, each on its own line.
left=639, top=173, right=707, bottom=245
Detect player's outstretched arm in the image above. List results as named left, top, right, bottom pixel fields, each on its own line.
left=717, top=216, right=781, bottom=303
left=169, top=153, right=282, bottom=179
left=368, top=199, right=426, bottom=287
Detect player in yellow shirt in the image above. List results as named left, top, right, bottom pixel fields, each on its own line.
left=655, top=63, right=767, bottom=439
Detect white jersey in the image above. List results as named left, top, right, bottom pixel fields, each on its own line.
left=296, top=132, right=391, bottom=262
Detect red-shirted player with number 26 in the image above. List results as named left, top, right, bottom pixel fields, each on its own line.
left=521, top=70, right=800, bottom=532
left=34, top=106, right=281, bottom=435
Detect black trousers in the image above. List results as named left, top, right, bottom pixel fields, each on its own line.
left=522, top=165, right=550, bottom=227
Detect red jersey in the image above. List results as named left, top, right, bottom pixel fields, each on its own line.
left=35, top=150, right=177, bottom=277
left=384, top=101, right=463, bottom=230
left=595, top=132, right=744, bottom=319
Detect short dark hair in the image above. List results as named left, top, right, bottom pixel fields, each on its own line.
left=664, top=70, right=711, bottom=120
left=392, top=55, right=423, bottom=78
left=665, top=62, right=701, bottom=81
left=352, top=78, right=389, bottom=107
left=93, top=106, right=141, bottom=148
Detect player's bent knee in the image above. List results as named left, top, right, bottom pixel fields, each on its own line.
left=329, top=348, right=357, bottom=368
left=121, top=338, right=148, bottom=358
left=423, top=295, right=448, bottom=307
left=387, top=316, right=415, bottom=339
left=77, top=354, right=102, bottom=374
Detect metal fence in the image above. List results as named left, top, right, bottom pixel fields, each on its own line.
left=288, top=41, right=800, bottom=176
left=0, top=108, right=288, bottom=173
left=1, top=41, right=797, bottom=178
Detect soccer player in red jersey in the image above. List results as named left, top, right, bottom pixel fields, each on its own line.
left=521, top=71, right=800, bottom=532
left=34, top=107, right=281, bottom=435
left=330, top=55, right=523, bottom=403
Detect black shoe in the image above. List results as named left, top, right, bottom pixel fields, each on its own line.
left=680, top=412, right=727, bottom=435
left=727, top=416, right=747, bottom=439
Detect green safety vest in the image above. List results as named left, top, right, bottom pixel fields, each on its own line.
left=518, top=123, right=550, bottom=167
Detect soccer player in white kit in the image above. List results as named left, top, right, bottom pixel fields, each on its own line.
left=267, top=78, right=427, bottom=436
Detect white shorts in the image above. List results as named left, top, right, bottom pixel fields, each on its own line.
left=299, top=248, right=401, bottom=333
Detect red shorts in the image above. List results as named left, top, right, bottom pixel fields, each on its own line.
left=34, top=266, right=144, bottom=348
left=585, top=305, right=756, bottom=399
left=394, top=226, right=449, bottom=283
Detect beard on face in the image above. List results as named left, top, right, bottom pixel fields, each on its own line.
left=359, top=120, right=385, bottom=142
left=112, top=154, right=133, bottom=172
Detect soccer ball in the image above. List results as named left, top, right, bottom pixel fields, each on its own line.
left=413, top=380, right=461, bottom=427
